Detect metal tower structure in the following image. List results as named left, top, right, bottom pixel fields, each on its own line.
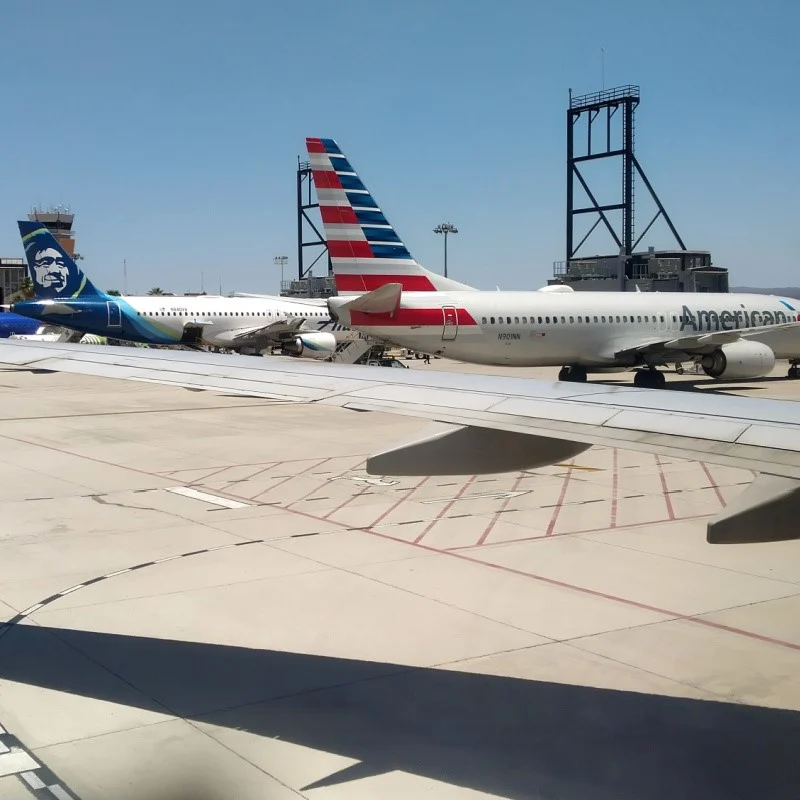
left=296, top=159, right=331, bottom=281
left=566, top=85, right=686, bottom=267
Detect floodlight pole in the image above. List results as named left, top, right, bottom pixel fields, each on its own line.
left=273, top=255, right=288, bottom=289
left=433, top=222, right=458, bottom=278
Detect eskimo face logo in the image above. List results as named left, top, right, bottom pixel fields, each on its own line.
left=32, top=247, right=69, bottom=291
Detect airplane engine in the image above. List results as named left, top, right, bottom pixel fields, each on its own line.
left=700, top=340, right=776, bottom=380
left=281, top=331, right=336, bottom=359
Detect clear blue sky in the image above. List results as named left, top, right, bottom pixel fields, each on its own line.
left=1, top=0, right=797, bottom=293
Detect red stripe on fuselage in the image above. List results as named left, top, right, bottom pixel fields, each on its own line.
left=335, top=273, right=437, bottom=292
left=306, top=138, right=325, bottom=153
left=350, top=308, right=478, bottom=327
left=320, top=205, right=360, bottom=224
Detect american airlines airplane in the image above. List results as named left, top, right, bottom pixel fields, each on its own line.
left=306, top=137, right=800, bottom=388
left=0, top=338, right=797, bottom=545
left=11, top=221, right=347, bottom=358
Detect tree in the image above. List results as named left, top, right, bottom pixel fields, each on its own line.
left=107, top=289, right=121, bottom=296
left=148, top=287, right=164, bottom=296
left=9, top=277, right=35, bottom=303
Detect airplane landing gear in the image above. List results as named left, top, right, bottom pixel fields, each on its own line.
left=788, top=361, right=799, bottom=379
left=558, top=365, right=588, bottom=383
left=633, top=368, right=666, bottom=389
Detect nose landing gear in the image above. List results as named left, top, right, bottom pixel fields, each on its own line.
left=788, top=361, right=799, bottom=379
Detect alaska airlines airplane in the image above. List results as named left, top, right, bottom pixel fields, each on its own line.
left=307, top=137, right=800, bottom=387
left=12, top=221, right=346, bottom=359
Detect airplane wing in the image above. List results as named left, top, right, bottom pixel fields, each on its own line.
left=228, top=316, right=308, bottom=345
left=615, top=320, right=800, bottom=358
left=0, top=339, right=798, bottom=545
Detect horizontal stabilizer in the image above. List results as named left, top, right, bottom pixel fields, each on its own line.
left=366, top=423, right=591, bottom=476
left=39, top=302, right=82, bottom=316
left=707, top=473, right=800, bottom=544
left=341, top=283, right=402, bottom=315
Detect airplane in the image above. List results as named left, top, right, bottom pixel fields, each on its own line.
left=11, top=220, right=350, bottom=359
left=0, top=337, right=797, bottom=546
left=0, top=309, right=51, bottom=338
left=307, top=137, right=800, bottom=388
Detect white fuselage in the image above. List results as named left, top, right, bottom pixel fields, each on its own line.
left=110, top=295, right=350, bottom=347
left=332, top=290, right=800, bottom=367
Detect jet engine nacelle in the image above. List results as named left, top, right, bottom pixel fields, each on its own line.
left=281, top=331, right=336, bottom=359
left=700, top=340, right=776, bottom=380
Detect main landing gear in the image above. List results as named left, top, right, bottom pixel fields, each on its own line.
left=788, top=361, right=800, bottom=379
left=558, top=365, right=588, bottom=383
left=633, top=368, right=666, bottom=389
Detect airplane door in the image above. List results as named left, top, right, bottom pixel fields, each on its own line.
left=442, top=306, right=458, bottom=341
left=107, top=301, right=122, bottom=328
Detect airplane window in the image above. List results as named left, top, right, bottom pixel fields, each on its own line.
left=615, top=316, right=620, bottom=323
left=506, top=317, right=511, bottom=324
left=569, top=316, right=574, bottom=323
left=601, top=316, right=606, bottom=323
left=660, top=315, right=665, bottom=323
left=490, top=317, right=495, bottom=324
left=577, top=316, right=582, bottom=322
left=514, top=317, right=519, bottom=324
left=537, top=316, right=542, bottom=324
left=672, top=315, right=677, bottom=323
left=623, top=316, right=627, bottom=322
left=482, top=317, right=487, bottom=324
left=593, top=316, right=598, bottom=322
left=522, top=316, right=527, bottom=323
left=637, top=315, right=641, bottom=322
left=545, top=316, right=550, bottom=323
left=645, top=316, right=649, bottom=322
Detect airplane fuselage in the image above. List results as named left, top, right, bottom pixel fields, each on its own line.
left=331, top=290, right=800, bottom=367
left=12, top=295, right=347, bottom=348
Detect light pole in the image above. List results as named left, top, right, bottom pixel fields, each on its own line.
left=433, top=222, right=458, bottom=278
left=273, top=255, right=288, bottom=290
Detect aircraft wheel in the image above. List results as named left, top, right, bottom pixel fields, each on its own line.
left=558, top=366, right=587, bottom=382
left=788, top=365, right=799, bottom=379
left=634, top=369, right=665, bottom=389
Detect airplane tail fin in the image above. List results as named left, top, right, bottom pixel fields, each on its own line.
left=305, top=138, right=475, bottom=295
left=18, top=221, right=105, bottom=300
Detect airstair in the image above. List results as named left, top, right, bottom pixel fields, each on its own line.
left=328, top=335, right=379, bottom=364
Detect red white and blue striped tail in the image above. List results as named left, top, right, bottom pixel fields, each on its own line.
left=306, top=137, right=475, bottom=295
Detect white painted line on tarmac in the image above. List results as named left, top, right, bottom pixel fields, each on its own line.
left=0, top=751, right=39, bottom=777
left=166, top=487, right=251, bottom=509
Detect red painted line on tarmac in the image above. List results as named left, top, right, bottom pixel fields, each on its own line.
left=447, top=513, right=715, bottom=550
left=369, top=475, right=431, bottom=527
left=248, top=499, right=800, bottom=653
left=414, top=475, right=477, bottom=544
left=655, top=455, right=676, bottom=520
left=218, top=461, right=285, bottom=492
left=701, top=463, right=727, bottom=507
left=545, top=463, right=574, bottom=536
left=322, top=484, right=372, bottom=520
left=475, top=474, right=527, bottom=546
left=610, top=449, right=619, bottom=528
left=251, top=457, right=333, bottom=501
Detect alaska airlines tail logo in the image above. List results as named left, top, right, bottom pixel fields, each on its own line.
left=17, top=221, right=103, bottom=300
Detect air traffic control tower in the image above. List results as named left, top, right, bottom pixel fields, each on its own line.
left=28, top=207, right=80, bottom=260
left=550, top=85, right=728, bottom=293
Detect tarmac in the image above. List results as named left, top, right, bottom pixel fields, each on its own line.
left=0, top=356, right=798, bottom=800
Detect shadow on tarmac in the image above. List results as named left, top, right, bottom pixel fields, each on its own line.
left=0, top=624, right=797, bottom=799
